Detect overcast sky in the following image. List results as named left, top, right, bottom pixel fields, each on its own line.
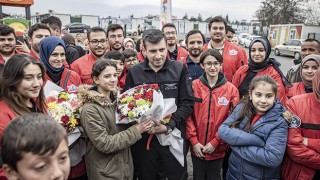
left=3, top=0, right=262, bottom=21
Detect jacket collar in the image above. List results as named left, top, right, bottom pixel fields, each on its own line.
left=199, top=72, right=226, bottom=90
left=77, top=85, right=116, bottom=106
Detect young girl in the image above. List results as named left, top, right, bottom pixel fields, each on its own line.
left=186, top=49, right=239, bottom=179
left=0, top=54, right=46, bottom=178
left=78, top=59, right=154, bottom=179
left=286, top=54, right=320, bottom=98
left=39, top=36, right=81, bottom=92
left=232, top=37, right=291, bottom=104
left=281, top=70, right=320, bottom=179
left=219, top=75, right=291, bottom=180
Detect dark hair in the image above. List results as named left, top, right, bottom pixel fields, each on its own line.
left=106, top=24, right=124, bottom=37
left=104, top=51, right=125, bottom=62
left=91, top=59, right=117, bottom=79
left=208, top=16, right=227, bottom=32
left=28, top=23, right=51, bottom=38
left=161, top=23, right=176, bottom=32
left=1, top=113, right=67, bottom=171
left=200, top=49, right=223, bottom=64
left=231, top=75, right=278, bottom=131
left=41, top=16, right=62, bottom=32
left=142, top=29, right=166, bottom=49
left=0, top=54, right=46, bottom=115
left=0, top=24, right=16, bottom=39
left=62, top=34, right=76, bottom=45
left=226, top=25, right=235, bottom=34
left=123, top=49, right=137, bottom=58
left=185, top=29, right=206, bottom=45
left=303, top=38, right=320, bottom=52
left=87, top=26, right=107, bottom=41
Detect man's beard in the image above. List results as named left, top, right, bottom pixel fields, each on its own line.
left=189, top=48, right=201, bottom=57
left=0, top=46, right=15, bottom=56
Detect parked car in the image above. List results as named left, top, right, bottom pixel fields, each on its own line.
left=238, top=33, right=250, bottom=45
left=274, top=39, right=303, bottom=60
left=64, top=23, right=91, bottom=33
left=243, top=35, right=261, bottom=48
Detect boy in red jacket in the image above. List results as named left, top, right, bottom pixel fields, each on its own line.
left=186, top=49, right=239, bottom=179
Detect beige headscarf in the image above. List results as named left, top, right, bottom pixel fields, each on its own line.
left=300, top=54, right=320, bottom=88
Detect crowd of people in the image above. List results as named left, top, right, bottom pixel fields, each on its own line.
left=0, top=14, right=319, bottom=180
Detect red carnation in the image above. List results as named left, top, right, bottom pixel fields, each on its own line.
left=58, top=98, right=66, bottom=103
left=145, top=91, right=153, bottom=101
left=134, top=94, right=142, bottom=99
left=61, top=115, right=69, bottom=125
left=128, top=103, right=134, bottom=109
left=47, top=96, right=56, bottom=103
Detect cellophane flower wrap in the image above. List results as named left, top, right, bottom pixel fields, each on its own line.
left=46, top=91, right=81, bottom=133
left=116, top=84, right=165, bottom=124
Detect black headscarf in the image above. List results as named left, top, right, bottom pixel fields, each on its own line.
left=238, top=37, right=292, bottom=97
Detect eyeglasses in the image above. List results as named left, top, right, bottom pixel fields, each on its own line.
left=90, top=39, right=107, bottom=46
left=203, top=61, right=221, bottom=68
left=164, top=31, right=176, bottom=36
left=125, top=58, right=137, bottom=63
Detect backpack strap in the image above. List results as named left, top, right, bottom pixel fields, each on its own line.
left=62, top=70, right=72, bottom=90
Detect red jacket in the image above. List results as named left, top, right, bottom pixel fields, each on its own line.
left=167, top=46, right=189, bottom=63
left=137, top=51, right=145, bottom=62
left=118, top=68, right=127, bottom=89
left=232, top=65, right=287, bottom=104
left=203, top=41, right=246, bottom=81
left=0, top=50, right=20, bottom=64
left=70, top=53, right=97, bottom=85
left=29, top=50, right=39, bottom=61
left=286, top=82, right=307, bottom=99
left=0, top=100, right=16, bottom=179
left=45, top=68, right=82, bottom=92
left=281, top=93, right=320, bottom=180
left=186, top=73, right=239, bottom=160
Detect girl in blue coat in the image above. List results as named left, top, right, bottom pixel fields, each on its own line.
left=218, top=75, right=292, bottom=180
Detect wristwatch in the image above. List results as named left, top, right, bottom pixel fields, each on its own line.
left=165, top=124, right=172, bottom=135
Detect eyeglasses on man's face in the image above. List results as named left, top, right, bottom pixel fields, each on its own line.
left=203, top=61, right=221, bottom=68
left=90, top=39, right=107, bottom=46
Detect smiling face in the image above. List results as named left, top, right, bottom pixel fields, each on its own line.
left=108, top=29, right=124, bottom=51
left=29, top=29, right=51, bottom=54
left=163, top=26, right=177, bottom=47
left=250, top=42, right=266, bottom=63
left=209, top=22, right=226, bottom=43
left=201, top=55, right=221, bottom=78
left=93, top=65, right=118, bottom=96
left=89, top=31, right=107, bottom=58
left=186, top=33, right=204, bottom=58
left=9, top=139, right=70, bottom=180
left=249, top=82, right=276, bottom=114
left=301, top=60, right=319, bottom=82
left=17, top=64, right=44, bottom=106
left=48, top=45, right=65, bottom=69
left=0, top=33, right=16, bottom=56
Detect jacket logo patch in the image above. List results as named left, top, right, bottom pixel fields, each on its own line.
left=289, top=115, right=301, bottom=128
left=218, top=97, right=229, bottom=105
left=164, top=83, right=177, bottom=90
left=67, top=84, right=78, bottom=92
left=229, top=49, right=238, bottom=56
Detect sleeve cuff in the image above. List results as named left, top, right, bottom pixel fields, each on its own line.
left=189, top=137, right=199, bottom=146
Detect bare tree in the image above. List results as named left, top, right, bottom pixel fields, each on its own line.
left=301, top=0, right=320, bottom=25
